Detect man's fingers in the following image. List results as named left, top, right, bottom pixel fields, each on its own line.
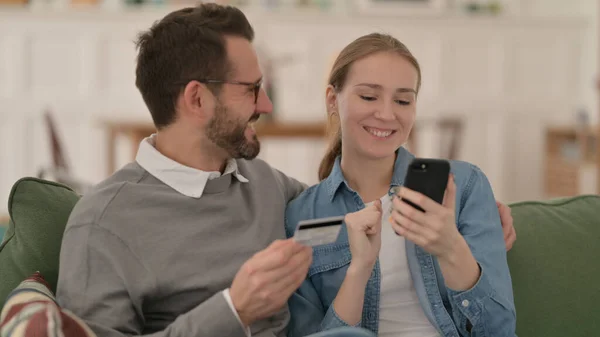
left=267, top=246, right=311, bottom=278
left=258, top=239, right=294, bottom=258
left=505, top=226, right=516, bottom=251
left=267, top=248, right=312, bottom=293
left=268, top=239, right=287, bottom=249
left=282, top=250, right=313, bottom=292
left=284, top=266, right=311, bottom=296
left=270, top=239, right=305, bottom=254
left=497, top=202, right=515, bottom=250
left=252, top=240, right=304, bottom=271
left=497, top=201, right=512, bottom=216
left=502, top=219, right=511, bottom=237
left=265, top=264, right=310, bottom=310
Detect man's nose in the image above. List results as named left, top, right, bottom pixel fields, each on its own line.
left=255, top=88, right=273, bottom=115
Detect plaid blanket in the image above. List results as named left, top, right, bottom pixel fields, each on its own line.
left=0, top=272, right=96, bottom=337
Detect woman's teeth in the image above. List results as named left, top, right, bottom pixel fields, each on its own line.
left=365, top=127, right=393, bottom=138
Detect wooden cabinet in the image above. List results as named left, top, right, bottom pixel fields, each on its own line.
left=545, top=126, right=597, bottom=197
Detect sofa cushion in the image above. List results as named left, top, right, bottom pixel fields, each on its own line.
left=508, top=195, right=600, bottom=337
left=0, top=178, right=80, bottom=309
left=0, top=226, right=6, bottom=244
left=0, top=271, right=97, bottom=337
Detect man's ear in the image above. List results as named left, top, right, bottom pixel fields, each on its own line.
left=325, top=85, right=337, bottom=115
left=180, top=81, right=213, bottom=123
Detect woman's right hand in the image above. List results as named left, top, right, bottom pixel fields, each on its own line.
left=331, top=200, right=383, bottom=325
left=344, top=199, right=383, bottom=272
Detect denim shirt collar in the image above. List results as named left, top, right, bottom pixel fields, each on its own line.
left=324, top=146, right=415, bottom=202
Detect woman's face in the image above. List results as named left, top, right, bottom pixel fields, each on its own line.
left=330, top=51, right=419, bottom=161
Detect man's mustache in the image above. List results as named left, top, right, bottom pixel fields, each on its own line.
left=249, top=114, right=260, bottom=123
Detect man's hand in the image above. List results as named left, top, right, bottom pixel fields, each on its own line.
left=496, top=201, right=516, bottom=251
left=229, top=239, right=312, bottom=327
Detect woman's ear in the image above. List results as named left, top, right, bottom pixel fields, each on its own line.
left=325, top=85, right=337, bottom=115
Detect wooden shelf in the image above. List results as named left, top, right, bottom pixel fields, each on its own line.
left=102, top=120, right=327, bottom=138
left=102, top=119, right=327, bottom=175
left=255, top=121, right=326, bottom=138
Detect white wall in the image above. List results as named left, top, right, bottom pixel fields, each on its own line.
left=526, top=0, right=598, bottom=124
left=0, top=2, right=596, bottom=216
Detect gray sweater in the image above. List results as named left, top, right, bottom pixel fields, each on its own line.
left=56, top=159, right=306, bottom=337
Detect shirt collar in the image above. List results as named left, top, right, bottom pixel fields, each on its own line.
left=324, top=146, right=414, bottom=202
left=135, top=134, right=248, bottom=198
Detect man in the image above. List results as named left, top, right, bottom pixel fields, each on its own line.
left=56, top=3, right=515, bottom=337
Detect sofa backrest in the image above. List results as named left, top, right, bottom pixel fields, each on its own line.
left=0, top=226, right=6, bottom=244
left=0, top=178, right=80, bottom=309
left=508, top=195, right=600, bottom=337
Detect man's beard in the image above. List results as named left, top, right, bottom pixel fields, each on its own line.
left=206, top=103, right=261, bottom=160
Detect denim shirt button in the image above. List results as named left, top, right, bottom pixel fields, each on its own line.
left=462, top=300, right=470, bottom=307
left=368, top=312, right=376, bottom=320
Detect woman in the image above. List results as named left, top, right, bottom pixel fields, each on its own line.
left=284, top=33, right=516, bottom=337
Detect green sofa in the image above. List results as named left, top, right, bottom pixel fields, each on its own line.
left=0, top=177, right=599, bottom=336
left=507, top=196, right=600, bottom=336
left=0, top=178, right=80, bottom=308
left=0, top=226, right=6, bottom=244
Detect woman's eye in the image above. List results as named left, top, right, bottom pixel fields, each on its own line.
left=396, top=100, right=411, bottom=106
left=360, top=95, right=376, bottom=101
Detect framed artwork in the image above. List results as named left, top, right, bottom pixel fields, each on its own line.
left=354, top=0, right=446, bottom=16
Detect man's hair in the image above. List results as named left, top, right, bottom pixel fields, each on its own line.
left=135, top=3, right=254, bottom=129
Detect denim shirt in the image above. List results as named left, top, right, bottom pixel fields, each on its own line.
left=284, top=148, right=516, bottom=337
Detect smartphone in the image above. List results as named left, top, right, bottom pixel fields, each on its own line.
left=293, top=215, right=345, bottom=247
left=401, top=158, right=450, bottom=212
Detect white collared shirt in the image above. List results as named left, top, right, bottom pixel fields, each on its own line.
left=135, top=134, right=251, bottom=336
left=136, top=134, right=249, bottom=198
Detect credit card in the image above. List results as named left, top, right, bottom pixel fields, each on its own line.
left=293, top=215, right=345, bottom=247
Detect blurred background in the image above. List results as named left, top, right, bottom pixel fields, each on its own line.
left=0, top=0, right=598, bottom=217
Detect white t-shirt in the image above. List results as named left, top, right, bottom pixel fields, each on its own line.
left=368, top=195, right=441, bottom=337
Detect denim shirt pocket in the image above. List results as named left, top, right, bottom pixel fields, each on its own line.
left=308, top=242, right=352, bottom=310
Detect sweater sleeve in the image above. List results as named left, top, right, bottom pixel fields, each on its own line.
left=271, top=168, right=309, bottom=203
left=56, top=223, right=248, bottom=337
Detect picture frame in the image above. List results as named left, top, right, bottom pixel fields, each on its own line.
left=354, top=0, right=447, bottom=16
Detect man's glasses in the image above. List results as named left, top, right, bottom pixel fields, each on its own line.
left=196, top=79, right=262, bottom=104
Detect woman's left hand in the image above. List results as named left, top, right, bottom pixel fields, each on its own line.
left=390, top=174, right=462, bottom=259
